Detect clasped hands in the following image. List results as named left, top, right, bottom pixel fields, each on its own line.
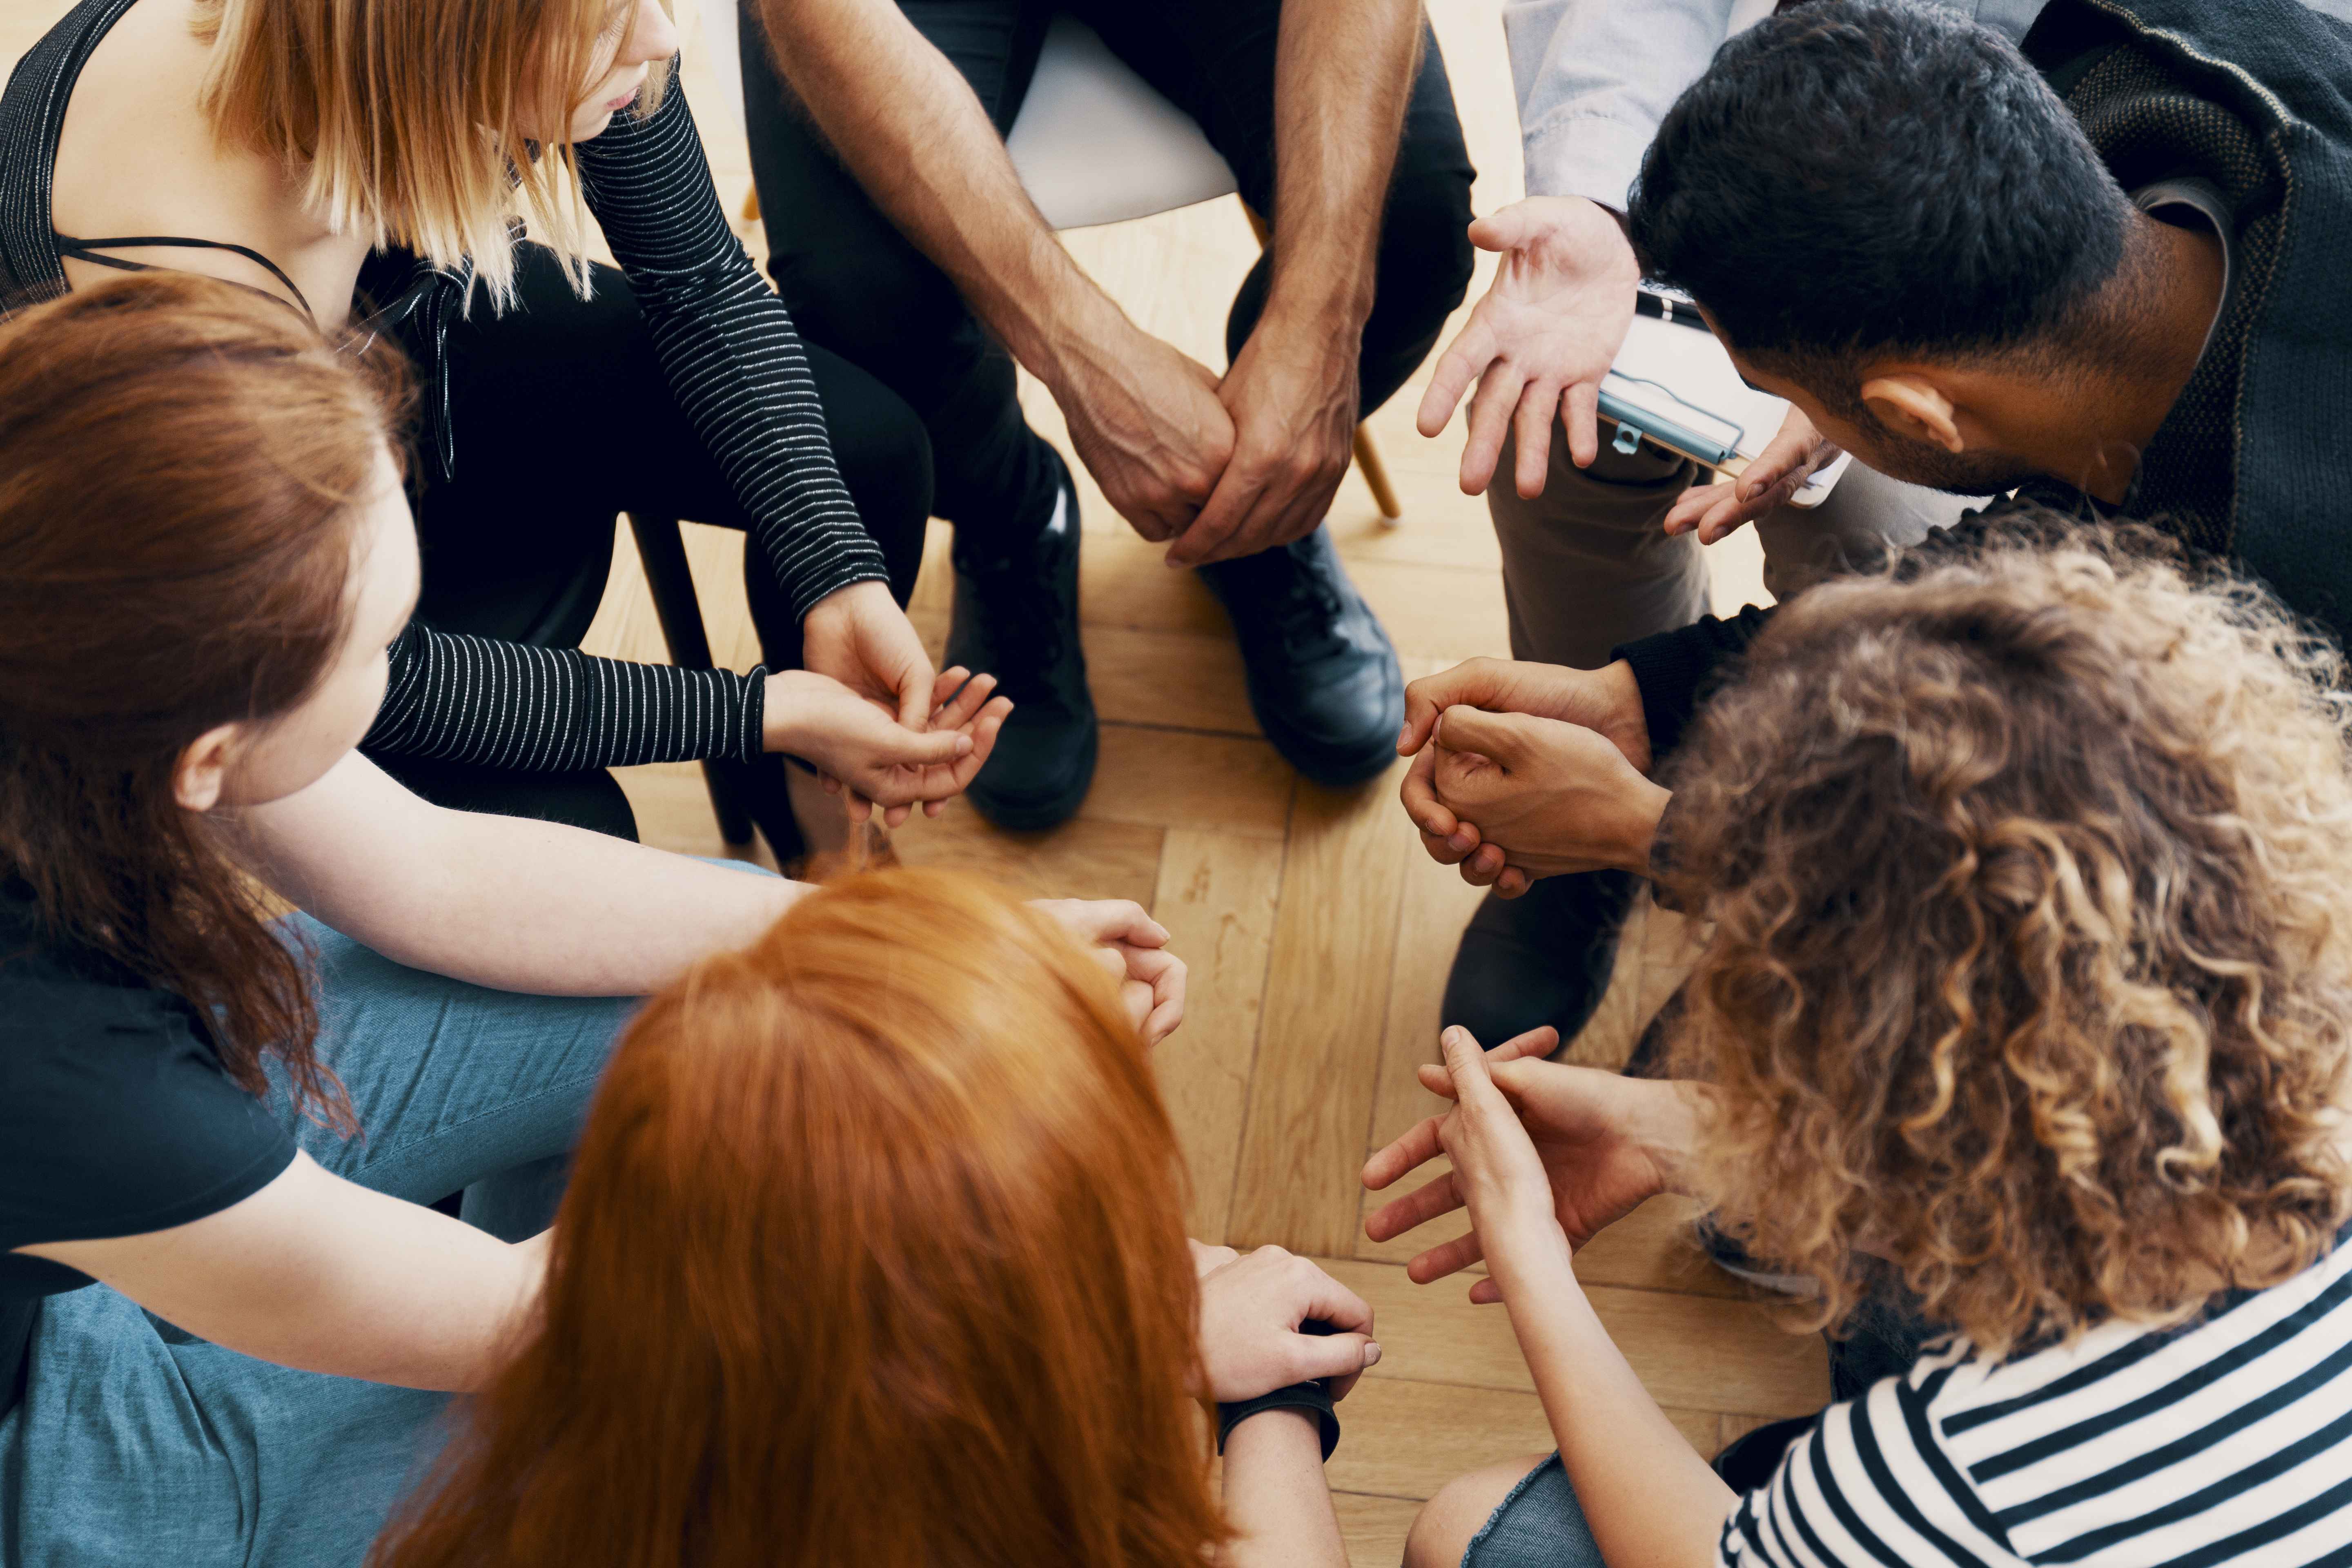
left=1396, top=656, right=1672, bottom=898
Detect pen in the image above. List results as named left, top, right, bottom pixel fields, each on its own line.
left=1635, top=289, right=1713, bottom=333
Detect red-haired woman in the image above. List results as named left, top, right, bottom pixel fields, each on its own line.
left=1373, top=536, right=2352, bottom=1567
left=0, top=274, right=1176, bottom=1568
left=373, top=867, right=1378, bottom=1568
left=4, top=0, right=958, bottom=853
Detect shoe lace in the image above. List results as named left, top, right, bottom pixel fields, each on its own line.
left=1268, top=543, right=1349, bottom=659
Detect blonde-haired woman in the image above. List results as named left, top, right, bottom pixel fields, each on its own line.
left=1372, top=533, right=2352, bottom=1567
left=4, top=0, right=971, bottom=852
left=372, top=869, right=1377, bottom=1568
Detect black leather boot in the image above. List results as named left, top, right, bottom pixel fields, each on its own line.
left=1439, top=870, right=1639, bottom=1049
left=1198, top=528, right=1403, bottom=787
left=948, top=463, right=1097, bottom=830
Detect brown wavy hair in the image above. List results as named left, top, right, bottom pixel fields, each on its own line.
left=372, top=868, right=1224, bottom=1568
left=0, top=273, right=406, bottom=1127
left=1662, top=524, right=2352, bottom=1356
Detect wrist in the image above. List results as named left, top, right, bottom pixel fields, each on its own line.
left=1219, top=1403, right=1328, bottom=1466
left=1613, top=779, right=1673, bottom=878
left=1030, top=287, right=1149, bottom=403
left=1596, top=659, right=1653, bottom=775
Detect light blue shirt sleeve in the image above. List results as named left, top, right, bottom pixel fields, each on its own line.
left=1505, top=0, right=2049, bottom=210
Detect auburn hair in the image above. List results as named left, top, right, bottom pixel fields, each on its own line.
left=374, top=869, right=1226, bottom=1568
left=1663, top=524, right=2352, bottom=1356
left=193, top=0, right=669, bottom=307
left=0, top=272, right=407, bottom=1127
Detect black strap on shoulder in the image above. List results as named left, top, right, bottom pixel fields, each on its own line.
left=53, top=234, right=315, bottom=320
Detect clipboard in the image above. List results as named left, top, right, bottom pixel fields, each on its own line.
left=1599, top=292, right=1853, bottom=509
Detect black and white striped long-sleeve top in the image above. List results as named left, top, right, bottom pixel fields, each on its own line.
left=1, top=4, right=877, bottom=773
left=359, top=65, right=886, bottom=773
left=1720, top=1235, right=2352, bottom=1568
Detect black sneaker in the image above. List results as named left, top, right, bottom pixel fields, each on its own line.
left=1440, top=871, right=1640, bottom=1052
left=947, top=462, right=1097, bottom=830
left=1198, top=528, right=1403, bottom=787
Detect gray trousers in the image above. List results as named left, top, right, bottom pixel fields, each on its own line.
left=1486, top=425, right=1983, bottom=669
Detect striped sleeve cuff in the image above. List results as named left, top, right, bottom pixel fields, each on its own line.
left=366, top=622, right=769, bottom=770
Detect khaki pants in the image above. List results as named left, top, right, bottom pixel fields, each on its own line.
left=1486, top=425, right=1985, bottom=668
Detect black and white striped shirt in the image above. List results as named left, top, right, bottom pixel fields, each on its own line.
left=4, top=8, right=875, bottom=773
left=1722, top=1239, right=2352, bottom=1568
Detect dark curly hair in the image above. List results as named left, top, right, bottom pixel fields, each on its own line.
left=1628, top=1, right=2140, bottom=405
left=1662, top=525, right=2352, bottom=1356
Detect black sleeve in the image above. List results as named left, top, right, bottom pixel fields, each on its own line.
left=575, top=68, right=892, bottom=621
left=1610, top=604, right=1776, bottom=766
left=0, top=984, right=297, bottom=1255
left=363, top=621, right=768, bottom=769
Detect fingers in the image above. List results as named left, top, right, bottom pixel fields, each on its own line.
left=1439, top=1023, right=1508, bottom=1112
left=1399, top=748, right=1463, bottom=842
left=928, top=668, right=998, bottom=730
left=1033, top=897, right=1172, bottom=950
left=1301, top=1331, right=1383, bottom=1401
left=1511, top=381, right=1563, bottom=500
left=1457, top=359, right=1528, bottom=498
left=1432, top=706, right=1535, bottom=769
left=1416, top=317, right=1493, bottom=441
left=1120, top=942, right=1187, bottom=1044
left=1490, top=1025, right=1561, bottom=1064
left=1561, top=380, right=1602, bottom=472
left=1361, top=1113, right=1448, bottom=1195
left=1367, top=1167, right=1470, bottom=1251
left=1163, top=465, right=1257, bottom=569
left=1407, top=1229, right=1490, bottom=1287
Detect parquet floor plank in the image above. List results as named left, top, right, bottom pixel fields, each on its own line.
left=1228, top=767, right=1415, bottom=1254
left=1150, top=829, right=1287, bottom=1244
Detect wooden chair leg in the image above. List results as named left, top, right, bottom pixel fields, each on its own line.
left=741, top=185, right=761, bottom=224
left=1353, top=425, right=1403, bottom=523
left=624, top=514, right=755, bottom=847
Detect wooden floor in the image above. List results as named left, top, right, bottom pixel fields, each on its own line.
left=10, top=2, right=1820, bottom=1559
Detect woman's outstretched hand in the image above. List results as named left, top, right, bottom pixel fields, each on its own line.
left=1028, top=898, right=1187, bottom=1044
left=1363, top=1027, right=1698, bottom=1301
left=764, top=665, right=1012, bottom=826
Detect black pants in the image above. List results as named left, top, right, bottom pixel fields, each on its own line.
left=381, top=242, right=933, bottom=837
left=737, top=0, right=1476, bottom=551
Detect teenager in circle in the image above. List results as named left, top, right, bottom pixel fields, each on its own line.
left=0, top=274, right=1178, bottom=1567
left=374, top=869, right=1375, bottom=1568
left=1376, top=532, right=2352, bottom=1567
left=4, top=0, right=971, bottom=853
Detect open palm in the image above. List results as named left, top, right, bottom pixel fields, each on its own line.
left=1416, top=196, right=1644, bottom=499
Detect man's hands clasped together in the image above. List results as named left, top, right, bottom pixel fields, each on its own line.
left=1395, top=657, right=1669, bottom=897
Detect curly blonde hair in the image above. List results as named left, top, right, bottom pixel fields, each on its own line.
left=1662, top=525, right=2352, bottom=1356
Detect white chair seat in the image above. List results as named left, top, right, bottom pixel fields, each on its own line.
left=696, top=2, right=1235, bottom=231
left=1004, top=16, right=1238, bottom=230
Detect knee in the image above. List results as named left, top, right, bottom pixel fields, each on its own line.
left=1384, top=168, right=1477, bottom=312
left=1404, top=1454, right=1550, bottom=1568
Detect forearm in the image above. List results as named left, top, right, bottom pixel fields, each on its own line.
left=1492, top=1227, right=1734, bottom=1568
left=1218, top=1409, right=1350, bottom=1568
left=1262, top=0, right=1422, bottom=345
left=369, top=622, right=767, bottom=770
left=754, top=0, right=1127, bottom=384
left=235, top=754, right=807, bottom=994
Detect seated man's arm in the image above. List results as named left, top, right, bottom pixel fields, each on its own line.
left=1165, top=0, right=1426, bottom=568
left=752, top=0, right=1230, bottom=542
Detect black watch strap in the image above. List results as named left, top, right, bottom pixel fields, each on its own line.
left=1216, top=1382, right=1340, bottom=1462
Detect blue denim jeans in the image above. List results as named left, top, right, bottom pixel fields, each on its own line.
left=0, top=913, right=641, bottom=1568
left=1463, top=1453, right=1607, bottom=1568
